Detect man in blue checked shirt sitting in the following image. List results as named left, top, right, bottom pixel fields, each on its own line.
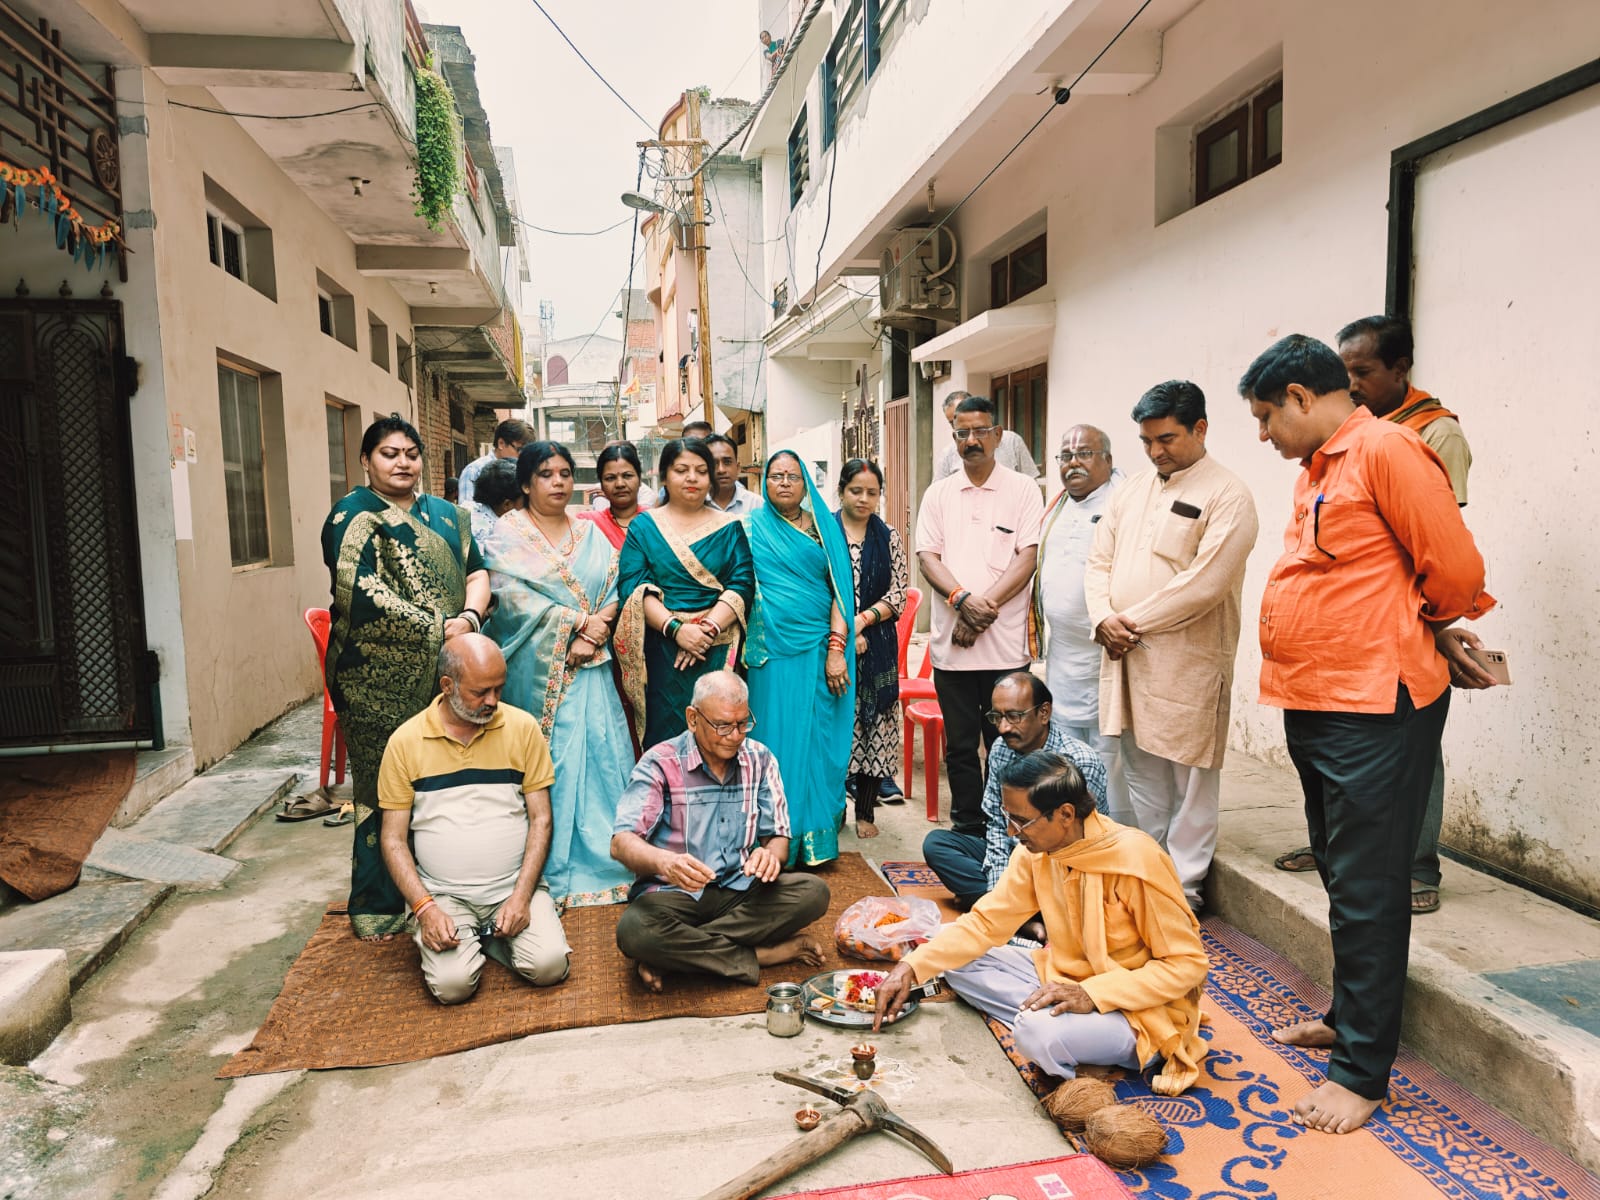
left=611, top=671, right=830, bottom=993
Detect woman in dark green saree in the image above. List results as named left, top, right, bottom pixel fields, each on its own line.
left=322, top=416, right=488, bottom=940
left=616, top=438, right=755, bottom=748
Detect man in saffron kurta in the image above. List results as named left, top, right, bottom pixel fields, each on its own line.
left=1084, top=380, right=1258, bottom=911
left=1241, top=334, right=1493, bottom=1135
left=874, top=751, right=1207, bottom=1095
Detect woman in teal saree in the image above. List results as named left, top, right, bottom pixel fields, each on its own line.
left=617, top=439, right=755, bottom=749
left=483, top=442, right=635, bottom=908
left=746, top=451, right=856, bottom=867
left=322, top=416, right=488, bottom=939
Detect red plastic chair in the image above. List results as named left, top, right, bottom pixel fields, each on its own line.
left=905, top=700, right=945, bottom=823
left=303, top=608, right=347, bottom=790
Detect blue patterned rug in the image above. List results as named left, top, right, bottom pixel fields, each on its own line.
left=880, top=860, right=1600, bottom=1200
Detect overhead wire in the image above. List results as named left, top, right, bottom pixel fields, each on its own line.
left=525, top=0, right=657, bottom=135
left=513, top=214, right=633, bottom=237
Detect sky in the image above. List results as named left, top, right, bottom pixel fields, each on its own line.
left=421, top=0, right=762, bottom=345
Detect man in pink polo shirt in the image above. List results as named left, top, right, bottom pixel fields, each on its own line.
left=915, top=394, right=1045, bottom=835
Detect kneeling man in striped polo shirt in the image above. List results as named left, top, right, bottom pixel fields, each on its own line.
left=379, top=633, right=571, bottom=1003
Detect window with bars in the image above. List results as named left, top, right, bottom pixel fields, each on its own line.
left=1195, top=78, right=1282, bottom=206
left=823, top=0, right=865, bottom=148
left=218, top=363, right=270, bottom=567
left=788, top=108, right=810, bottom=206
left=202, top=177, right=276, bottom=299
left=206, top=211, right=246, bottom=280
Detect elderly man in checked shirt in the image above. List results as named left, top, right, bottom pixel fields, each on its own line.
left=611, top=671, right=830, bottom=993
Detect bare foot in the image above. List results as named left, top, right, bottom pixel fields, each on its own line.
left=1292, top=1079, right=1382, bottom=1133
left=856, top=820, right=879, bottom=839
left=633, top=959, right=665, bottom=993
left=755, top=935, right=826, bottom=970
left=1272, top=1018, right=1335, bottom=1049
left=357, top=932, right=397, bottom=943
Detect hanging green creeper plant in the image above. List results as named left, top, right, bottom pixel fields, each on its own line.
left=412, top=60, right=461, bottom=230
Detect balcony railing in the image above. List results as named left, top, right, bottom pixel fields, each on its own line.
left=0, top=0, right=124, bottom=276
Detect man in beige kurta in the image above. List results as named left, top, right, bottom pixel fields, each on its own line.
left=1084, top=380, right=1258, bottom=910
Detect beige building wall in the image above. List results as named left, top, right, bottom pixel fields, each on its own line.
left=921, top=0, right=1600, bottom=900
left=141, top=75, right=419, bottom=765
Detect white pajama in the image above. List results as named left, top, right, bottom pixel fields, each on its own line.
left=944, top=945, right=1140, bottom=1079
left=1119, top=734, right=1219, bottom=906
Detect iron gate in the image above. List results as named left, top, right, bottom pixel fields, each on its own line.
left=0, top=299, right=152, bottom=744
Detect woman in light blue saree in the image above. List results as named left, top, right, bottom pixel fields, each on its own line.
left=483, top=442, right=635, bottom=908
left=746, top=450, right=856, bottom=867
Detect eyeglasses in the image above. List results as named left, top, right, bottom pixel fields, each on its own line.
left=1057, top=448, right=1103, bottom=463
left=985, top=704, right=1042, bottom=726
left=768, top=472, right=805, bottom=484
left=1004, top=811, right=1048, bottom=835
left=692, top=710, right=756, bottom=737
left=951, top=426, right=1000, bottom=443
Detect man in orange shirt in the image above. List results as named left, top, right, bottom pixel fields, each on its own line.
left=1239, top=334, right=1493, bottom=1136
left=1273, top=316, right=1492, bottom=913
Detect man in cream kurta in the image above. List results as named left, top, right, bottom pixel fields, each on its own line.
left=1084, top=380, right=1258, bottom=910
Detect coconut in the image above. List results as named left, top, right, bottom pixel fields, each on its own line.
left=1083, top=1104, right=1168, bottom=1169
left=1042, top=1077, right=1118, bottom=1132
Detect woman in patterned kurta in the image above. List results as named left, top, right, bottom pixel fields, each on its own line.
left=322, top=416, right=488, bottom=940
left=835, top=459, right=908, bottom=838
left=483, top=442, right=635, bottom=909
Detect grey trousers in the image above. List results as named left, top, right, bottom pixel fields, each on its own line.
left=615, top=874, right=831, bottom=985
left=413, top=888, right=570, bottom=1005
left=945, top=945, right=1141, bottom=1079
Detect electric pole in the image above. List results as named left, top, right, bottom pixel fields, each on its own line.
left=687, top=89, right=715, bottom=429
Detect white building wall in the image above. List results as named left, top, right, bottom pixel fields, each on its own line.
left=919, top=0, right=1600, bottom=900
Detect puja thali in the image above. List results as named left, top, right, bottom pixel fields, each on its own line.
left=801, top=968, right=919, bottom=1028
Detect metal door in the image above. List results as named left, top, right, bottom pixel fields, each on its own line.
left=0, top=300, right=152, bottom=744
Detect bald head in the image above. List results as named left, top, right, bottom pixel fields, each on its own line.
left=438, top=634, right=506, bottom=728
left=1059, top=423, right=1113, bottom=500
left=438, top=632, right=504, bottom=684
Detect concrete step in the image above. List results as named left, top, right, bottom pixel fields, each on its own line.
left=0, top=881, right=172, bottom=992
left=113, top=745, right=196, bottom=828
left=1211, top=753, right=1600, bottom=1175
left=0, top=950, right=70, bottom=1064
left=83, top=828, right=239, bottom=889
left=125, top=768, right=298, bottom=856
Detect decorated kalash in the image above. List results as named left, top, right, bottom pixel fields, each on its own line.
left=0, top=157, right=124, bottom=271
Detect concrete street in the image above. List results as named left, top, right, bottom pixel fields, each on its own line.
left=4, top=698, right=1599, bottom=1198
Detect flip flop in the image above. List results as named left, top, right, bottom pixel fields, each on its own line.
left=1411, top=882, right=1441, bottom=914
left=277, top=792, right=336, bottom=822
left=323, top=803, right=355, bottom=827
left=1274, top=846, right=1318, bottom=872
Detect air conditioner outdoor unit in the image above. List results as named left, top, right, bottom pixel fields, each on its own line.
left=879, top=225, right=960, bottom=328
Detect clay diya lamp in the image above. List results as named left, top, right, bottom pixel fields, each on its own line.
left=850, top=1043, right=877, bottom=1081
left=794, top=1105, right=822, bottom=1131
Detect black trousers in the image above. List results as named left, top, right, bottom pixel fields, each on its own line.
left=932, top=665, right=1013, bottom=834
left=1283, top=684, right=1449, bottom=1100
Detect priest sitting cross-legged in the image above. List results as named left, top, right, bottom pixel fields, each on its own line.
left=873, top=751, right=1208, bottom=1094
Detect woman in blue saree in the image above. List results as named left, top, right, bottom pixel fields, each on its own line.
left=483, top=442, right=635, bottom=908
left=617, top=439, right=755, bottom=749
left=746, top=451, right=856, bottom=866
left=322, top=416, right=488, bottom=940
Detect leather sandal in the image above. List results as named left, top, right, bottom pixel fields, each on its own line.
left=1273, top=846, right=1318, bottom=872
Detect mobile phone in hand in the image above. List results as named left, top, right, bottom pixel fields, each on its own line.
left=1464, top=647, right=1511, bottom=685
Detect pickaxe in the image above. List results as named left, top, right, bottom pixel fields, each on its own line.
left=697, top=1069, right=954, bottom=1200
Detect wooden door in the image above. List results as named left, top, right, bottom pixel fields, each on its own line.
left=883, top=396, right=909, bottom=540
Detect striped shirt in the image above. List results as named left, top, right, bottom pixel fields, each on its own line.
left=981, top=724, right=1110, bottom=889
left=377, top=697, right=555, bottom=907
left=614, top=731, right=790, bottom=900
